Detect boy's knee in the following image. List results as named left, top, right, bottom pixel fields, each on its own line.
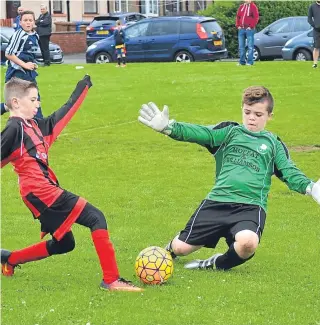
left=47, top=232, right=75, bottom=255
left=172, top=238, right=201, bottom=256
left=235, top=230, right=259, bottom=257
left=91, top=208, right=107, bottom=231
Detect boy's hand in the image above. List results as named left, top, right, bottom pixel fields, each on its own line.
left=311, top=180, right=320, bottom=204
left=24, top=62, right=36, bottom=70
left=138, top=102, right=169, bottom=133
left=82, top=75, right=93, bottom=88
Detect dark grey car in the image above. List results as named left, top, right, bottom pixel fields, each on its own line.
left=248, top=16, right=311, bottom=61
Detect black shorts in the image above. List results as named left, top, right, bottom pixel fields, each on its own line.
left=178, top=200, right=266, bottom=248
left=39, top=190, right=87, bottom=241
left=314, top=29, right=320, bottom=49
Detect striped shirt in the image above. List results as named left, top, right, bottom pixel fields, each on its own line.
left=5, top=29, right=39, bottom=72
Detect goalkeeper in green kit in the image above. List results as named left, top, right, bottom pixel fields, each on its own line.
left=138, top=86, right=320, bottom=271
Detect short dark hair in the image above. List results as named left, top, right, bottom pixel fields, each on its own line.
left=4, top=78, right=38, bottom=109
left=21, top=10, right=35, bottom=20
left=242, top=86, right=274, bottom=114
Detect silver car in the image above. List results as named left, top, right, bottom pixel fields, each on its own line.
left=248, top=16, right=311, bottom=61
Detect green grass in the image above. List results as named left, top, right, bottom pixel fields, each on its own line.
left=1, top=62, right=320, bottom=325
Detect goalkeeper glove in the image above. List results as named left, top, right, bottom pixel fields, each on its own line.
left=306, top=180, right=320, bottom=204
left=138, top=102, right=174, bottom=135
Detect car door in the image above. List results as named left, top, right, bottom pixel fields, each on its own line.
left=144, top=20, right=179, bottom=61
left=259, top=18, right=294, bottom=57
left=1, top=35, right=9, bottom=64
left=124, top=21, right=150, bottom=61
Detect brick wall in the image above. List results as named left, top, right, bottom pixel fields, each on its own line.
left=50, top=31, right=86, bottom=54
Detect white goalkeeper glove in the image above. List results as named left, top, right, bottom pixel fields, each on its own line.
left=138, top=102, right=174, bottom=135
left=306, top=180, right=320, bottom=204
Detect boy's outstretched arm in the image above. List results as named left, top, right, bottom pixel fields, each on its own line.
left=274, top=140, right=320, bottom=204
left=37, top=75, right=92, bottom=147
left=138, top=102, right=233, bottom=147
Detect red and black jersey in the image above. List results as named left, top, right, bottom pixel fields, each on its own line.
left=1, top=76, right=92, bottom=218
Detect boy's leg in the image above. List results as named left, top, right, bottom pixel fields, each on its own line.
left=76, top=202, right=142, bottom=291
left=1, top=103, right=8, bottom=115
left=165, top=200, right=222, bottom=258
left=1, top=232, right=76, bottom=276
left=184, top=204, right=265, bottom=271
left=121, top=48, right=126, bottom=66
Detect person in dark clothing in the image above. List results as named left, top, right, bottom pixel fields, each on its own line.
left=35, top=5, right=52, bottom=66
left=114, top=20, right=126, bottom=67
left=308, top=1, right=320, bottom=68
left=13, top=6, right=24, bottom=31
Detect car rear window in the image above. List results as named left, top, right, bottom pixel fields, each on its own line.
left=91, top=17, right=118, bottom=27
left=201, top=20, right=222, bottom=33
left=180, top=21, right=195, bottom=34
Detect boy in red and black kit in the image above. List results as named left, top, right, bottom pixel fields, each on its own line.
left=236, top=0, right=259, bottom=66
left=1, top=76, right=142, bottom=292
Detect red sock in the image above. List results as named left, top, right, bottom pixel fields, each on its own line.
left=91, top=229, right=119, bottom=284
left=8, top=241, right=49, bottom=265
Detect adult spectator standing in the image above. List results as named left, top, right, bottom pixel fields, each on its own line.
left=13, top=6, right=24, bottom=31
left=308, top=1, right=320, bottom=68
left=236, top=0, right=259, bottom=66
left=35, top=4, right=52, bottom=66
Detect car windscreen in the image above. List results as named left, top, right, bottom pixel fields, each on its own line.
left=201, top=20, right=222, bottom=33
left=91, top=17, right=118, bottom=27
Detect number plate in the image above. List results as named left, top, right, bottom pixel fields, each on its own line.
left=213, top=40, right=222, bottom=46
left=97, top=30, right=109, bottom=35
left=53, top=54, right=62, bottom=60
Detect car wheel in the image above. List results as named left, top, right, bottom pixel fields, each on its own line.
left=294, top=49, right=312, bottom=61
left=95, top=52, right=112, bottom=64
left=174, top=51, right=194, bottom=63
left=246, top=47, right=260, bottom=61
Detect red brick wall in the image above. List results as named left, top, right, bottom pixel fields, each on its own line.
left=50, top=32, right=86, bottom=54
left=0, top=18, right=13, bottom=27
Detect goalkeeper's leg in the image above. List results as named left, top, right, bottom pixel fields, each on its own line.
left=165, top=235, right=203, bottom=259
left=185, top=229, right=259, bottom=270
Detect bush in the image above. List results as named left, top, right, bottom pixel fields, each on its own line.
left=199, top=1, right=313, bottom=58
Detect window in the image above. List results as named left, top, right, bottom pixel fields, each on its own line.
left=53, top=0, right=63, bottom=14
left=294, top=19, right=312, bottom=32
left=180, top=21, right=195, bottom=34
left=125, top=22, right=149, bottom=38
left=150, top=20, right=179, bottom=36
left=269, top=20, right=293, bottom=34
left=195, top=0, right=207, bottom=11
left=84, top=0, right=98, bottom=14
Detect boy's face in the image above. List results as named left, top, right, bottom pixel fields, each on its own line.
left=11, top=88, right=39, bottom=119
left=242, top=101, right=271, bottom=132
left=20, top=14, right=35, bottom=32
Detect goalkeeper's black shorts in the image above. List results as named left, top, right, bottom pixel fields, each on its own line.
left=178, top=199, right=266, bottom=248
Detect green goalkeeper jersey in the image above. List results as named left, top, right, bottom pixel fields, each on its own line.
left=169, top=121, right=312, bottom=212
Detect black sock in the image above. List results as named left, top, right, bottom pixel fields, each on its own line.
left=117, top=58, right=121, bottom=65
left=215, top=243, right=254, bottom=270
left=122, top=57, right=126, bottom=65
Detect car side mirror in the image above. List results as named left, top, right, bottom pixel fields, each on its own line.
left=264, top=28, right=271, bottom=35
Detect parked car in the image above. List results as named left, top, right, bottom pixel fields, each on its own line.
left=0, top=27, right=63, bottom=65
left=247, top=16, right=311, bottom=61
left=86, top=16, right=227, bottom=63
left=86, top=12, right=147, bottom=46
left=282, top=29, right=315, bottom=61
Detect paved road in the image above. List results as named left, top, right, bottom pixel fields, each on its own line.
left=63, top=53, right=86, bottom=64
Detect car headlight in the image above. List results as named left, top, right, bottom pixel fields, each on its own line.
left=87, top=44, right=97, bottom=51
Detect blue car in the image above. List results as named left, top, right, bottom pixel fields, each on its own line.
left=86, top=12, right=146, bottom=46
left=282, top=29, right=315, bottom=61
left=86, top=16, right=227, bottom=63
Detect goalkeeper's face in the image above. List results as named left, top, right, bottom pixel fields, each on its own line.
left=242, top=102, right=272, bottom=132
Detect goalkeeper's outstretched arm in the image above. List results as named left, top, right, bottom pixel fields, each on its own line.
left=138, top=102, right=233, bottom=147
